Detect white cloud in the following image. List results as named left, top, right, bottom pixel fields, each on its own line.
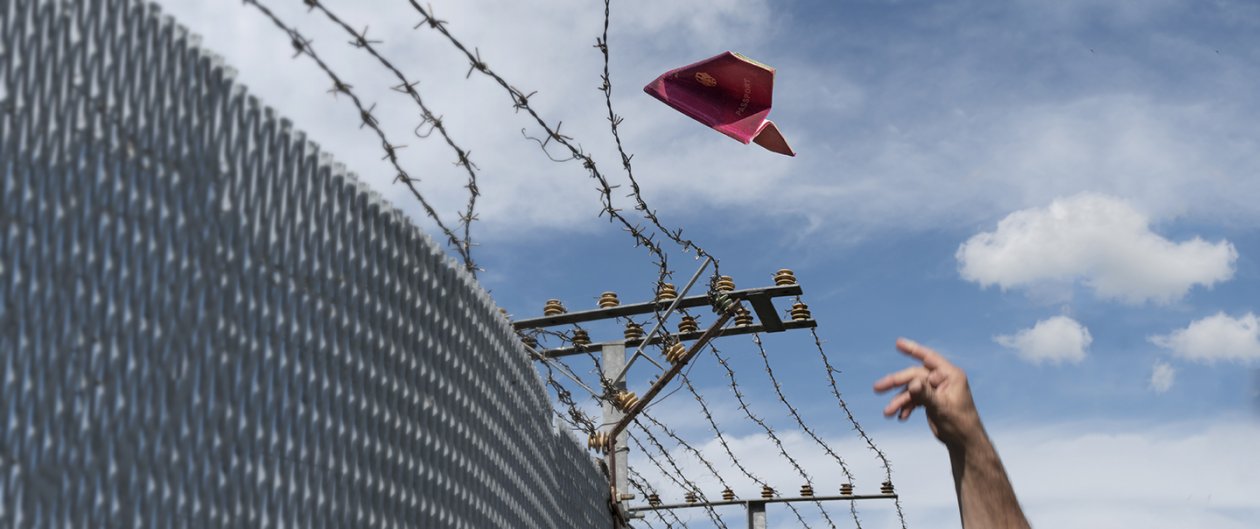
left=994, top=316, right=1092, bottom=365
left=1150, top=360, right=1176, bottom=392
left=957, top=193, right=1237, bottom=304
left=1150, top=312, right=1260, bottom=364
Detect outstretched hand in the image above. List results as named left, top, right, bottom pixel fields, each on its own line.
left=873, top=338, right=985, bottom=450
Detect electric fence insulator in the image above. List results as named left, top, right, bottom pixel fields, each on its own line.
left=624, top=322, right=644, bottom=341
left=790, top=301, right=811, bottom=321
left=760, top=485, right=774, bottom=499
left=665, top=342, right=688, bottom=364
left=587, top=431, right=609, bottom=453
left=598, top=291, right=620, bottom=308
left=614, top=390, right=639, bottom=411
left=648, top=494, right=661, bottom=507
left=773, top=269, right=797, bottom=286
left=521, top=335, right=537, bottom=348
left=498, top=308, right=511, bottom=320
left=715, top=275, right=736, bottom=292
left=840, top=483, right=854, bottom=496
left=656, top=283, right=678, bottom=303
left=734, top=305, right=753, bottom=326
left=543, top=299, right=566, bottom=316
left=710, top=291, right=736, bottom=315
left=800, top=484, right=814, bottom=497
left=684, top=491, right=698, bottom=504
left=572, top=329, right=591, bottom=346
left=881, top=481, right=895, bottom=495
left=721, top=487, right=735, bottom=501
left=678, top=315, right=698, bottom=334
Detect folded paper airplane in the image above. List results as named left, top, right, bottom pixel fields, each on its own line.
left=644, top=51, right=795, bottom=156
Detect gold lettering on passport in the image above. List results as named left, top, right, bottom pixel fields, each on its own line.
left=734, top=78, right=752, bottom=116
left=695, top=72, right=717, bottom=87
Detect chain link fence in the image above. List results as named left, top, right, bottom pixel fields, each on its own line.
left=0, top=0, right=611, bottom=527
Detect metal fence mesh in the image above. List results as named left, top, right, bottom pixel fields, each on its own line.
left=0, top=0, right=611, bottom=527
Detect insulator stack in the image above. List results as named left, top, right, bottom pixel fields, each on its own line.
left=678, top=316, right=698, bottom=334
left=543, top=299, right=566, bottom=316
left=881, top=481, right=895, bottom=494
left=571, top=329, right=591, bottom=346
left=773, top=269, right=797, bottom=286
left=715, top=275, right=736, bottom=292
left=721, top=487, right=735, bottom=501
left=840, top=483, right=854, bottom=496
left=734, top=305, right=753, bottom=326
left=710, top=292, right=736, bottom=314
left=521, top=335, right=537, bottom=348
left=587, top=431, right=609, bottom=453
left=800, top=484, right=814, bottom=497
left=790, top=302, right=811, bottom=321
left=598, top=291, right=620, bottom=308
left=760, top=485, right=774, bottom=499
left=684, top=491, right=698, bottom=504
left=648, top=494, right=661, bottom=507
left=656, top=283, right=678, bottom=303
left=614, top=390, right=639, bottom=411
left=624, top=322, right=644, bottom=341
left=665, top=342, right=688, bottom=364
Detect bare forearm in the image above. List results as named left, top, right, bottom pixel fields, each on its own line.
left=948, top=431, right=1031, bottom=529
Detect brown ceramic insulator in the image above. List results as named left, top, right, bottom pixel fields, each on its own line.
left=543, top=299, right=566, bottom=316
left=800, top=484, right=813, bottom=497
left=656, top=283, right=678, bottom=303
left=624, top=322, right=644, bottom=341
left=721, top=487, right=735, bottom=501
left=760, top=485, right=774, bottom=499
left=598, top=291, right=620, bottom=308
left=880, top=481, right=895, bottom=494
left=734, top=306, right=753, bottom=326
left=614, top=390, right=639, bottom=411
left=790, top=301, right=811, bottom=321
left=664, top=342, right=688, bottom=364
left=521, top=335, right=537, bottom=348
left=678, top=316, right=699, bottom=334
left=587, top=431, right=609, bottom=453
left=684, top=492, right=698, bottom=504
left=648, top=494, right=661, bottom=507
left=715, top=275, right=736, bottom=292
left=571, top=329, right=591, bottom=346
left=840, top=483, right=854, bottom=496
left=773, top=269, right=797, bottom=286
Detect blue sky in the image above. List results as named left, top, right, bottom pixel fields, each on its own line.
left=161, top=0, right=1259, bottom=527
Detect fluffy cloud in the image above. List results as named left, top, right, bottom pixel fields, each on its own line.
left=994, top=316, right=1092, bottom=365
left=1150, top=312, right=1260, bottom=364
left=1150, top=361, right=1176, bottom=393
left=957, top=193, right=1237, bottom=304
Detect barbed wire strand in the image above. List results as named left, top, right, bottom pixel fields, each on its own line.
left=808, top=325, right=908, bottom=529
left=707, top=342, right=838, bottom=529
left=595, top=0, right=717, bottom=271
left=628, top=468, right=689, bottom=529
left=300, top=0, right=481, bottom=275
left=637, top=411, right=730, bottom=491
left=751, top=332, right=863, bottom=529
left=241, top=0, right=474, bottom=273
left=628, top=430, right=730, bottom=529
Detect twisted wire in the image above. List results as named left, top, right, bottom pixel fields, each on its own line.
left=628, top=467, right=688, bottom=529
left=628, top=431, right=730, bottom=529
left=241, top=0, right=473, bottom=273
left=637, top=411, right=730, bottom=491
left=300, top=0, right=482, bottom=275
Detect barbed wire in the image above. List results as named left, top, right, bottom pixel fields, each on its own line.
left=299, top=0, right=482, bottom=275
left=628, top=468, right=688, bottom=529
left=809, top=326, right=908, bottom=529
left=241, top=0, right=475, bottom=274
left=628, top=430, right=730, bottom=529
left=707, top=342, right=839, bottom=529
left=637, top=411, right=730, bottom=491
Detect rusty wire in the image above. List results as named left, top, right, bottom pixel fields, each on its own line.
left=241, top=0, right=476, bottom=274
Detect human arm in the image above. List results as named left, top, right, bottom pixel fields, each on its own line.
left=873, top=338, right=1031, bottom=529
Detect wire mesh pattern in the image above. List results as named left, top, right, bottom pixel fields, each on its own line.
left=0, top=0, right=611, bottom=527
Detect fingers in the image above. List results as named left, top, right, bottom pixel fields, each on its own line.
left=896, top=337, right=950, bottom=370
left=882, top=390, right=913, bottom=417
left=873, top=366, right=930, bottom=393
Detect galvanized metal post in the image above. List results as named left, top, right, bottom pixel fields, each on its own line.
left=748, top=501, right=767, bottom=529
left=602, top=343, right=629, bottom=498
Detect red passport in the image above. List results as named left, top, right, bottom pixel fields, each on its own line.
left=644, top=51, right=795, bottom=156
